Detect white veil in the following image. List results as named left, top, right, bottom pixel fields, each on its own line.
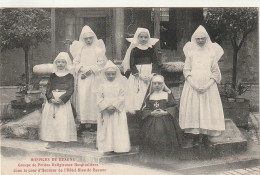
left=183, top=25, right=224, bottom=62
left=101, top=60, right=127, bottom=86
left=122, top=27, right=159, bottom=73
left=70, top=25, right=106, bottom=61
left=52, top=52, right=73, bottom=74
left=141, top=75, right=171, bottom=110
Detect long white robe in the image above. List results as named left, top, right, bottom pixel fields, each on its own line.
left=97, top=81, right=131, bottom=153
left=179, top=48, right=225, bottom=136
left=40, top=101, right=77, bottom=142
left=70, top=25, right=106, bottom=124
left=73, top=46, right=102, bottom=124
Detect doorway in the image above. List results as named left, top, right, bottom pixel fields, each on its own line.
left=84, top=17, right=107, bottom=43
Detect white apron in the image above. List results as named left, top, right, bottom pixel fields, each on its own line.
left=125, top=64, right=152, bottom=112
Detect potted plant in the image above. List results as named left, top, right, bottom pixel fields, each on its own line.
left=15, top=85, right=27, bottom=102
left=235, top=81, right=251, bottom=102
left=225, top=83, right=237, bottom=102
left=222, top=82, right=250, bottom=128
left=13, top=74, right=43, bottom=109
left=25, top=74, right=42, bottom=103
left=15, top=74, right=28, bottom=102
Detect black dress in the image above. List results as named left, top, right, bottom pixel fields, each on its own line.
left=140, top=93, right=183, bottom=157
left=130, top=46, right=161, bottom=75
left=46, top=73, right=74, bottom=103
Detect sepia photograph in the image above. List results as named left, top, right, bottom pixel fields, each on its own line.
left=0, top=1, right=259, bottom=174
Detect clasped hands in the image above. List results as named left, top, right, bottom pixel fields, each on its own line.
left=187, top=76, right=214, bottom=94
left=100, top=105, right=116, bottom=124
left=80, top=67, right=93, bottom=79
left=50, top=98, right=63, bottom=105
left=106, top=105, right=116, bottom=114
left=151, top=109, right=168, bottom=116
left=196, top=84, right=210, bottom=93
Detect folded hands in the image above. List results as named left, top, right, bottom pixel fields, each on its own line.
left=187, top=76, right=215, bottom=94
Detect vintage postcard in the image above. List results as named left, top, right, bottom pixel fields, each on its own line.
left=0, top=1, right=259, bottom=175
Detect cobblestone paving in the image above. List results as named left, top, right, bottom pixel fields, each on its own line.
left=211, top=113, right=259, bottom=175
left=212, top=166, right=259, bottom=175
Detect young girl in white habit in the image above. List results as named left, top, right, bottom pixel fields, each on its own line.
left=70, top=25, right=107, bottom=133
left=96, top=60, right=131, bottom=153
left=40, top=52, right=77, bottom=149
left=179, top=25, right=225, bottom=147
left=122, top=27, right=161, bottom=113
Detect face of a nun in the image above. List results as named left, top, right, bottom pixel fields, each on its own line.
left=194, top=31, right=207, bottom=47
left=138, top=32, right=149, bottom=45
left=84, top=36, right=94, bottom=46
left=152, top=81, right=164, bottom=92
left=105, top=71, right=116, bottom=82
left=195, top=37, right=206, bottom=47
left=56, top=59, right=67, bottom=70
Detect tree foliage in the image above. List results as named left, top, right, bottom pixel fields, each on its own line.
left=0, top=8, right=51, bottom=51
left=0, top=8, right=51, bottom=84
left=206, top=8, right=258, bottom=49
left=205, top=8, right=258, bottom=87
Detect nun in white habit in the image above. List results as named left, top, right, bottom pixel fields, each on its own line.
left=179, top=25, right=225, bottom=147
left=70, top=25, right=107, bottom=132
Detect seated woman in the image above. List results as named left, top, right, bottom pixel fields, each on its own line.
left=139, top=75, right=183, bottom=160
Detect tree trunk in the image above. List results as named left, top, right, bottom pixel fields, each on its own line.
left=23, top=47, right=30, bottom=85
left=232, top=47, right=239, bottom=88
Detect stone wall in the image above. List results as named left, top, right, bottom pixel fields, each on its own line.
left=0, top=86, right=19, bottom=119
left=0, top=43, right=52, bottom=86
left=218, top=29, right=259, bottom=84
left=242, top=85, right=259, bottom=111
left=0, top=87, right=19, bottom=104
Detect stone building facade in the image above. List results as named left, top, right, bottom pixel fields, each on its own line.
left=0, top=8, right=258, bottom=86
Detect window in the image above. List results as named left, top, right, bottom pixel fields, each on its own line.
left=151, top=8, right=169, bottom=22
left=151, top=8, right=176, bottom=50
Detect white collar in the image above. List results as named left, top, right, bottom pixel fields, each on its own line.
left=55, top=71, right=69, bottom=77
left=136, top=44, right=150, bottom=50
left=149, top=91, right=168, bottom=100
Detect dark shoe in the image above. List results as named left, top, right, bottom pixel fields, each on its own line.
left=192, top=135, right=200, bottom=147
left=202, top=135, right=212, bottom=147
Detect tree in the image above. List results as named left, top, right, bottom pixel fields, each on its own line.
left=0, top=8, right=51, bottom=84
left=205, top=8, right=258, bottom=88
